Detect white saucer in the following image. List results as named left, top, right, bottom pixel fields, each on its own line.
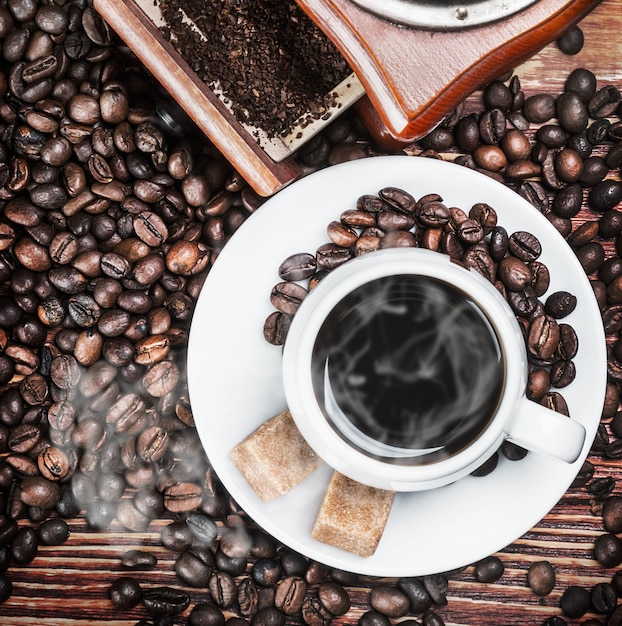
left=187, top=156, right=606, bottom=577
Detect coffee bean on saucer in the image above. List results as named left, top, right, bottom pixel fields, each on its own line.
left=278, top=252, right=317, bottom=281
left=471, top=452, right=499, bottom=477
left=527, top=368, right=550, bottom=400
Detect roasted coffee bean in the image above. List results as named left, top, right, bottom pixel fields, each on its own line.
left=552, top=184, right=582, bottom=219
left=557, top=91, right=588, bottom=133
left=379, top=187, right=417, bottom=215
left=422, top=574, right=449, bottom=606
left=594, top=533, right=622, bottom=568
left=589, top=180, right=622, bottom=213
left=369, top=586, right=409, bottom=618
left=278, top=550, right=307, bottom=578
left=218, top=528, right=250, bottom=559
left=527, top=560, right=556, bottom=596
left=536, top=124, right=567, bottom=148
left=587, top=476, right=615, bottom=499
left=317, top=580, right=350, bottom=615
left=527, top=367, right=550, bottom=400
left=508, top=231, right=541, bottom=262
left=94, top=471, right=125, bottom=503
left=359, top=610, right=391, bottom=626
left=555, top=148, right=583, bottom=183
left=600, top=210, right=622, bottom=238
left=19, top=476, right=60, bottom=509
left=278, top=252, right=317, bottom=282
left=237, top=577, right=259, bottom=617
left=473, top=144, right=507, bottom=171
left=274, top=576, right=307, bottom=615
left=263, top=311, right=292, bottom=346
left=142, top=360, right=179, bottom=397
left=129, top=553, right=168, bottom=585
left=269, top=282, right=307, bottom=315
left=163, top=482, right=202, bottom=513
left=8, top=422, right=41, bottom=454
left=557, top=25, right=584, bottom=54
left=134, top=487, right=165, bottom=519
left=377, top=209, right=415, bottom=231
left=160, top=521, right=193, bottom=552
left=560, top=585, right=592, bottom=618
left=252, top=558, right=282, bottom=587
left=0, top=572, right=11, bottom=604
left=208, top=571, right=237, bottom=608
left=175, top=546, right=214, bottom=587
left=539, top=392, right=569, bottom=418
left=603, top=496, right=622, bottom=533
left=326, top=220, right=357, bottom=247
left=588, top=85, right=621, bottom=118
left=545, top=291, right=577, bottom=318
left=456, top=218, right=484, bottom=244
left=575, top=241, right=605, bottom=274
left=501, top=440, right=528, bottom=461
left=571, top=460, right=595, bottom=488
left=479, top=109, right=506, bottom=144
left=591, top=582, right=617, bottom=614
left=39, top=518, right=70, bottom=546
left=340, top=208, right=376, bottom=228
left=474, top=556, right=504, bottom=583
left=189, top=603, right=226, bottom=626
left=498, top=256, right=531, bottom=291
left=211, top=547, right=245, bottom=577
left=11, top=526, right=38, bottom=564
left=136, top=425, right=168, bottom=463
left=550, top=359, right=576, bottom=388
left=116, top=498, right=150, bottom=532
left=422, top=611, right=446, bottom=626
left=109, top=576, right=143, bottom=609
left=420, top=126, right=454, bottom=151
left=380, top=229, right=416, bottom=248
left=523, top=93, right=556, bottom=123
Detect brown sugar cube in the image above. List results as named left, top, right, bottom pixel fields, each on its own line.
left=230, top=409, right=324, bottom=502
left=311, top=471, right=395, bottom=558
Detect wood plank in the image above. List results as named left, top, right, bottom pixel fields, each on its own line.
left=2, top=1, right=622, bottom=625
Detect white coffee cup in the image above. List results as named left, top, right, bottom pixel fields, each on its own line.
left=281, top=247, right=586, bottom=492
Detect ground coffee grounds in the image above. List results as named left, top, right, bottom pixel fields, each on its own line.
left=157, top=0, right=352, bottom=137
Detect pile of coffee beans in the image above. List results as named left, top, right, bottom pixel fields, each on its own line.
left=0, top=1, right=619, bottom=624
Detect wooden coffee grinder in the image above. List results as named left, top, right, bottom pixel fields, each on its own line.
left=94, top=0, right=601, bottom=195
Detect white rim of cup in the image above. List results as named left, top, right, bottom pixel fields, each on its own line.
left=282, top=247, right=527, bottom=491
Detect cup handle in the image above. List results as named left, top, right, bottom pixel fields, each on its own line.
left=505, top=398, right=586, bottom=464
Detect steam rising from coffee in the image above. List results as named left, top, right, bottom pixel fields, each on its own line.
left=311, top=275, right=504, bottom=464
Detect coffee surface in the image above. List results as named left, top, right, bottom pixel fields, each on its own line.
left=311, top=274, right=504, bottom=463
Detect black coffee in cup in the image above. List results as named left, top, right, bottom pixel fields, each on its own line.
left=311, top=274, right=505, bottom=464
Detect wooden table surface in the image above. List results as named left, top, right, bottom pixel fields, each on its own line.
left=3, top=1, right=622, bottom=625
